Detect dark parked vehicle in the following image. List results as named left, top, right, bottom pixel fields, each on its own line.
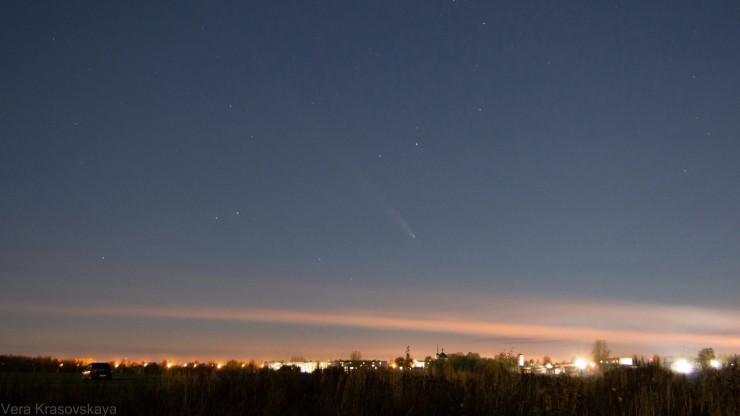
left=81, top=363, right=112, bottom=380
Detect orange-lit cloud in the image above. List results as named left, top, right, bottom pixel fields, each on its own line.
left=4, top=301, right=740, bottom=351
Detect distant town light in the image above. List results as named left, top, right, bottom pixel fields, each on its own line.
left=619, top=357, right=633, bottom=366
left=710, top=359, right=720, bottom=369
left=575, top=359, right=587, bottom=370
left=672, top=359, right=693, bottom=375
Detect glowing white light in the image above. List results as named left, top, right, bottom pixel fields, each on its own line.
left=575, top=359, right=587, bottom=370
left=710, top=359, right=720, bottom=369
left=672, top=359, right=693, bottom=375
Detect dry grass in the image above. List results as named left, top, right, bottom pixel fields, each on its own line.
left=1, top=355, right=738, bottom=415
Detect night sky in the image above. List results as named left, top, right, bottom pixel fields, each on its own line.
left=2, top=1, right=739, bottom=363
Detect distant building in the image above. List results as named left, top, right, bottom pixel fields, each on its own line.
left=618, top=357, right=634, bottom=366
left=262, top=359, right=389, bottom=373
left=599, top=357, right=635, bottom=369
left=262, top=361, right=331, bottom=373
left=332, top=360, right=388, bottom=371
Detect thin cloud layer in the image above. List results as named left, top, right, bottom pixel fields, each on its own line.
left=4, top=301, right=739, bottom=351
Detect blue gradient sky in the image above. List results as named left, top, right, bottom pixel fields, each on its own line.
left=1, top=1, right=738, bottom=362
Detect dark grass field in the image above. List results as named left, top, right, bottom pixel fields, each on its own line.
left=2, top=363, right=740, bottom=415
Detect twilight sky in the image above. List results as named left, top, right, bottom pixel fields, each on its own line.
left=1, top=1, right=739, bottom=363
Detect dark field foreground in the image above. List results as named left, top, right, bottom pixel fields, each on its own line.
left=2, top=365, right=739, bottom=415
